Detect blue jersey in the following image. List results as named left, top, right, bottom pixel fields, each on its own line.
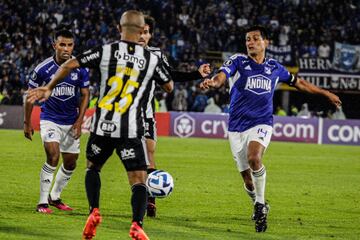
left=219, top=54, right=296, bottom=132
left=28, top=56, right=90, bottom=125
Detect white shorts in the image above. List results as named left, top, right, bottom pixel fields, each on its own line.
left=228, top=124, right=273, bottom=172
left=40, top=120, right=80, bottom=154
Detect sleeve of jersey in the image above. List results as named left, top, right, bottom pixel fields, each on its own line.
left=76, top=46, right=103, bottom=68
left=218, top=57, right=239, bottom=79
left=27, top=69, right=43, bottom=89
left=171, top=70, right=202, bottom=82
left=277, top=64, right=297, bottom=86
left=153, top=61, right=172, bottom=85
left=80, top=68, right=90, bottom=88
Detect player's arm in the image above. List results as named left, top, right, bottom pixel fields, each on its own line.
left=153, top=61, right=174, bottom=93
left=23, top=94, right=34, bottom=140
left=27, top=58, right=80, bottom=103
left=294, top=77, right=342, bottom=108
left=72, top=86, right=90, bottom=139
left=171, top=63, right=211, bottom=82
left=200, top=71, right=227, bottom=89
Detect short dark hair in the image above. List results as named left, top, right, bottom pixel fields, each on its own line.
left=245, top=25, right=269, bottom=40
left=53, top=23, right=74, bottom=42
left=144, top=15, right=155, bottom=34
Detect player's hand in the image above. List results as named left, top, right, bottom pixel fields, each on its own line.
left=24, top=122, right=34, bottom=141
left=27, top=87, right=52, bottom=104
left=199, top=78, right=214, bottom=90
left=72, top=120, right=82, bottom=139
left=326, top=91, right=342, bottom=108
left=198, top=63, right=211, bottom=78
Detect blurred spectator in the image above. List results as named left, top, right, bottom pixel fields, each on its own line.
left=332, top=106, right=346, bottom=120
left=204, top=97, right=222, bottom=113
left=290, top=105, right=299, bottom=116
left=191, top=87, right=208, bottom=112
left=172, top=84, right=188, bottom=111
left=318, top=42, right=331, bottom=58
left=275, top=106, right=287, bottom=116
left=297, top=103, right=311, bottom=118
left=1, top=0, right=359, bottom=109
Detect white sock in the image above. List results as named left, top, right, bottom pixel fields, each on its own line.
left=50, top=164, right=74, bottom=201
left=251, top=165, right=266, bottom=204
left=243, top=183, right=256, bottom=203
left=39, top=162, right=56, bottom=204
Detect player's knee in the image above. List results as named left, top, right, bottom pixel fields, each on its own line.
left=46, top=154, right=60, bottom=166
left=247, top=154, right=262, bottom=170
left=64, top=161, right=76, bottom=171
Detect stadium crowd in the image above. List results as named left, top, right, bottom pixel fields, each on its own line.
left=1, top=0, right=359, bottom=113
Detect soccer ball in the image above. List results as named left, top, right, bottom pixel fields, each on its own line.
left=146, top=170, right=174, bottom=198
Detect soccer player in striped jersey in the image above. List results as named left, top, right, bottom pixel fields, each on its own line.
left=138, top=15, right=211, bottom=218
left=24, top=27, right=90, bottom=214
left=200, top=25, right=341, bottom=232
left=28, top=10, right=173, bottom=240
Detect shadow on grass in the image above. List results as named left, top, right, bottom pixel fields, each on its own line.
left=0, top=224, right=62, bottom=239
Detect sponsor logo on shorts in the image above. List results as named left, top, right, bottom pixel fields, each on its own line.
left=91, top=144, right=101, bottom=155
left=121, top=148, right=135, bottom=160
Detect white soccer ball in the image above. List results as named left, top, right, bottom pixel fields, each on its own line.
left=146, top=170, right=174, bottom=198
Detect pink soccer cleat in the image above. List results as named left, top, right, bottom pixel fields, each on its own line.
left=36, top=204, right=53, bottom=214
left=48, top=197, right=73, bottom=211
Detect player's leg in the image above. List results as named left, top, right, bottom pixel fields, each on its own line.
left=37, top=120, right=61, bottom=213
left=246, top=125, right=272, bottom=232
left=48, top=153, right=78, bottom=211
left=146, top=138, right=157, bottom=217
left=49, top=126, right=80, bottom=210
left=82, top=133, right=113, bottom=239
left=241, top=169, right=256, bottom=203
left=228, top=131, right=256, bottom=202
left=117, top=138, right=149, bottom=240
left=145, top=117, right=157, bottom=217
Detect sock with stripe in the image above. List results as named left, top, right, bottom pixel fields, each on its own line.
left=50, top=164, right=74, bottom=200
left=251, top=165, right=266, bottom=204
left=244, top=183, right=256, bottom=203
left=131, top=183, right=148, bottom=227
left=39, top=162, right=56, bottom=204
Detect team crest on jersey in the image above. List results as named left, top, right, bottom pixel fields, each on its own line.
left=51, top=82, right=76, bottom=101
left=30, top=71, right=37, bottom=80
left=245, top=74, right=272, bottom=95
left=71, top=73, right=78, bottom=80
left=224, top=60, right=233, bottom=66
left=264, top=67, right=271, bottom=75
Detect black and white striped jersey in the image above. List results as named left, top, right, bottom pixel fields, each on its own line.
left=142, top=46, right=203, bottom=119
left=76, top=40, right=171, bottom=138
left=142, top=46, right=171, bottom=119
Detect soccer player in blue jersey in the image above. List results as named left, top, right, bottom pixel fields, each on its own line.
left=200, top=25, right=341, bottom=232
left=24, top=27, right=90, bottom=214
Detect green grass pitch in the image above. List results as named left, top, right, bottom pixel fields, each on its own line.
left=0, top=129, right=359, bottom=239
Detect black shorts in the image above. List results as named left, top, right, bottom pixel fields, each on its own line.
left=144, top=117, right=157, bottom=141
left=86, top=133, right=148, bottom=171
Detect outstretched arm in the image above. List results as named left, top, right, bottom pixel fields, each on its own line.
left=27, top=58, right=80, bottom=103
left=294, top=77, right=342, bottom=108
left=199, top=71, right=227, bottom=90
left=171, top=63, right=211, bottom=82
